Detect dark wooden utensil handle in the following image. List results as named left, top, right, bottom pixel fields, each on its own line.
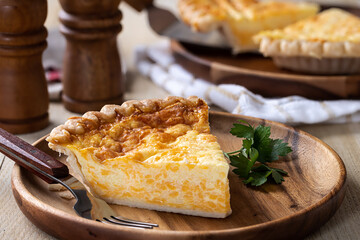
left=124, top=0, right=153, bottom=11
left=0, top=128, right=68, bottom=183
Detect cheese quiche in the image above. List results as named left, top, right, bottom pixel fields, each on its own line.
left=254, top=8, right=360, bottom=74
left=178, top=0, right=319, bottom=52
left=46, top=96, right=232, bottom=218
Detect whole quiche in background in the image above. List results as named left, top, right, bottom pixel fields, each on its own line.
left=178, top=0, right=319, bottom=53
left=254, top=8, right=360, bottom=74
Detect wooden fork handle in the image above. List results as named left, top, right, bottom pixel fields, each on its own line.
left=123, top=0, right=153, bottom=12
left=0, top=128, right=68, bottom=183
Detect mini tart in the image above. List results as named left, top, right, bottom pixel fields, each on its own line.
left=46, top=96, right=232, bottom=218
left=178, top=0, right=319, bottom=53
left=254, top=8, right=360, bottom=74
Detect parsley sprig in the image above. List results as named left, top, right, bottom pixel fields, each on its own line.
left=224, top=120, right=292, bottom=187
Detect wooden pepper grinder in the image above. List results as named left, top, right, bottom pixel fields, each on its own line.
left=59, top=0, right=124, bottom=113
left=0, top=0, right=49, bottom=134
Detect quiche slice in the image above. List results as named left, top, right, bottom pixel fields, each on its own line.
left=46, top=96, right=232, bottom=218
left=254, top=8, right=360, bottom=74
left=178, top=0, right=319, bottom=53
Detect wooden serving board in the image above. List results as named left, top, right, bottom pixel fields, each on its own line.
left=11, top=112, right=346, bottom=240
left=172, top=6, right=360, bottom=100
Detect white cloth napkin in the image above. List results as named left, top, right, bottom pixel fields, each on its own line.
left=135, top=41, right=360, bottom=125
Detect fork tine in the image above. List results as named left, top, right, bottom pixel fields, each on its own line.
left=111, top=216, right=159, bottom=227
left=100, top=217, right=154, bottom=229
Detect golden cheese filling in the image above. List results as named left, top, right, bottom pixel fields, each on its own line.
left=255, top=8, right=360, bottom=43
left=253, top=8, right=360, bottom=60
left=47, top=96, right=231, bottom=218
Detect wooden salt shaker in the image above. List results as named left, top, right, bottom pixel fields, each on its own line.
left=0, top=0, right=49, bottom=134
left=59, top=0, right=124, bottom=113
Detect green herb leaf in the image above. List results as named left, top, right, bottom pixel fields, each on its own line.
left=271, top=169, right=285, bottom=184
left=230, top=121, right=254, bottom=139
left=248, top=147, right=259, bottom=162
left=270, top=139, right=293, bottom=161
left=272, top=167, right=288, bottom=175
left=226, top=120, right=292, bottom=187
left=247, top=164, right=288, bottom=185
left=253, top=125, right=273, bottom=163
left=251, top=164, right=270, bottom=172
left=242, top=138, right=253, bottom=151
left=243, top=171, right=270, bottom=186
left=228, top=154, right=251, bottom=178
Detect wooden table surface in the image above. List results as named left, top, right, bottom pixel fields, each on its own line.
left=1, top=0, right=360, bottom=239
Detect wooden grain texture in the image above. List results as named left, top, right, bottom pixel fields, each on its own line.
left=298, top=122, right=360, bottom=240
left=59, top=0, right=124, bottom=113
left=172, top=40, right=360, bottom=100
left=11, top=112, right=346, bottom=240
left=0, top=128, right=68, bottom=183
left=0, top=0, right=49, bottom=134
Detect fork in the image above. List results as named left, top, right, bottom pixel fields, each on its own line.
left=0, top=128, right=158, bottom=229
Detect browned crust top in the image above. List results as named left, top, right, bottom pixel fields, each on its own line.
left=46, top=96, right=209, bottom=146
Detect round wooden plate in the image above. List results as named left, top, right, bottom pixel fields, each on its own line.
left=11, top=112, right=346, bottom=240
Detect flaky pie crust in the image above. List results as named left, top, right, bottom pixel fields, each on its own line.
left=47, top=96, right=209, bottom=146
left=255, top=8, right=360, bottom=58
